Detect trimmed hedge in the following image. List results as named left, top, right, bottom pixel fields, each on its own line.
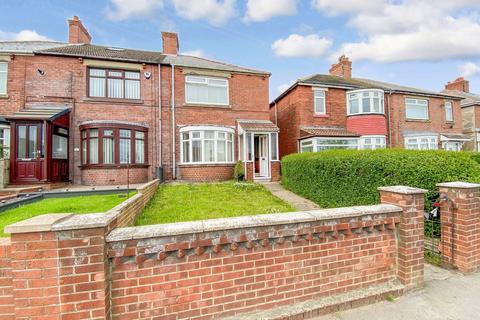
left=282, top=149, right=480, bottom=209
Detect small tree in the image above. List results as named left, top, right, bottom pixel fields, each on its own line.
left=234, top=160, right=245, bottom=181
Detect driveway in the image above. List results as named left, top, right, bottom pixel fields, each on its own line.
left=316, top=264, right=480, bottom=320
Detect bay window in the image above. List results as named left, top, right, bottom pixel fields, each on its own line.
left=300, top=137, right=358, bottom=152
left=405, top=98, right=429, bottom=120
left=359, top=136, right=386, bottom=150
left=404, top=136, right=438, bottom=150
left=0, top=62, right=7, bottom=95
left=314, top=89, right=326, bottom=115
left=347, top=89, right=384, bottom=115
left=445, top=101, right=453, bottom=122
left=88, top=68, right=140, bottom=100
left=181, top=127, right=234, bottom=164
left=185, top=76, right=229, bottom=105
left=81, top=126, right=147, bottom=166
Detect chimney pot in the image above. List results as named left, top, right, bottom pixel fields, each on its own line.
left=445, top=77, right=470, bottom=93
left=329, top=55, right=352, bottom=79
left=68, top=15, right=91, bottom=44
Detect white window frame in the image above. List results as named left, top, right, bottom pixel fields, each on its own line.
left=442, top=141, right=462, bottom=152
left=445, top=101, right=453, bottom=122
left=404, top=135, right=438, bottom=150
left=313, top=88, right=326, bottom=115
left=185, top=75, right=229, bottom=106
left=359, top=135, right=386, bottom=150
left=180, top=126, right=234, bottom=164
left=347, top=89, right=384, bottom=115
left=0, top=125, right=10, bottom=159
left=405, top=98, right=429, bottom=120
left=300, top=137, right=359, bottom=152
left=0, top=62, right=7, bottom=95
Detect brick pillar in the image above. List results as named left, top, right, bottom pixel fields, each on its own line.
left=5, top=214, right=110, bottom=319
left=437, top=182, right=480, bottom=273
left=378, top=186, right=427, bottom=290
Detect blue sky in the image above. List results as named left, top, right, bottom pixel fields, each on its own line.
left=2, top=0, right=480, bottom=100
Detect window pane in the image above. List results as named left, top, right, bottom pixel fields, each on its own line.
left=120, top=129, right=131, bottom=138
left=271, top=133, right=278, bottom=160
left=182, top=141, right=190, bottom=163
left=227, top=141, right=233, bottom=162
left=90, top=129, right=98, bottom=137
left=182, top=132, right=189, bottom=140
left=205, top=131, right=215, bottom=139
left=108, top=71, right=122, bottom=77
left=217, top=140, right=226, bottom=162
left=0, top=62, right=7, bottom=95
left=362, top=96, right=371, bottom=113
left=120, top=138, right=131, bottom=163
left=89, top=138, right=98, bottom=164
left=406, top=99, right=428, bottom=119
left=89, top=78, right=105, bottom=97
left=205, top=140, right=215, bottom=162
left=17, top=126, right=27, bottom=158
left=108, top=78, right=124, bottom=98
left=103, top=129, right=113, bottom=136
left=125, top=71, right=140, bottom=79
left=82, top=139, right=87, bottom=164
left=90, top=69, right=105, bottom=77
left=373, top=98, right=380, bottom=112
left=53, top=135, right=68, bottom=159
left=103, top=137, right=114, bottom=164
left=28, top=126, right=37, bottom=158
left=209, top=86, right=228, bottom=104
left=136, top=139, right=145, bottom=163
left=192, top=140, right=202, bottom=162
left=246, top=133, right=253, bottom=161
left=445, top=102, right=453, bottom=122
left=186, top=77, right=228, bottom=105
left=349, top=96, right=359, bottom=114
left=186, top=83, right=208, bottom=104
left=208, top=78, right=228, bottom=86
left=125, top=80, right=140, bottom=99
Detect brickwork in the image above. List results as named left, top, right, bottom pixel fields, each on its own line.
left=0, top=238, right=13, bottom=320
left=438, top=182, right=480, bottom=273
left=271, top=161, right=281, bottom=182
left=178, top=164, right=234, bottom=182
left=81, top=167, right=149, bottom=186
left=346, top=114, right=387, bottom=136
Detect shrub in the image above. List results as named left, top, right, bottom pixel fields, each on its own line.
left=282, top=149, right=480, bottom=209
left=234, top=160, right=245, bottom=181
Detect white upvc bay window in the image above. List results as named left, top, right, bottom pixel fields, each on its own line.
left=404, top=136, right=438, bottom=150
left=181, top=126, right=234, bottom=164
left=185, top=76, right=229, bottom=105
left=405, top=98, right=429, bottom=120
left=347, top=89, right=384, bottom=115
left=359, top=135, right=386, bottom=150
left=300, top=137, right=358, bottom=152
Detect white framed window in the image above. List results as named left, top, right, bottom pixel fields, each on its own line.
left=0, top=126, right=10, bottom=158
left=270, top=132, right=279, bottom=160
left=0, top=62, right=7, bottom=95
left=445, top=101, right=453, bottom=122
left=404, top=136, right=438, bottom=150
left=443, top=141, right=462, bottom=152
left=405, top=98, right=429, bottom=120
left=313, top=89, right=326, bottom=115
left=359, top=135, right=386, bottom=150
left=347, top=89, right=384, bottom=115
left=185, top=76, right=229, bottom=106
left=300, top=137, right=358, bottom=152
left=180, top=126, right=234, bottom=164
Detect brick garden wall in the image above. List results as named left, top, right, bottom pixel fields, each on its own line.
left=178, top=164, right=235, bottom=182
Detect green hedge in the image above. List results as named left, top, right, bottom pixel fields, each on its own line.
left=281, top=149, right=480, bottom=209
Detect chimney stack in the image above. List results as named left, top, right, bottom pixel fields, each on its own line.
left=162, top=32, right=179, bottom=55
left=445, top=77, right=470, bottom=93
left=329, top=55, right=352, bottom=79
left=68, top=16, right=91, bottom=44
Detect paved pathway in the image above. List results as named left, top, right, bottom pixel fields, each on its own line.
left=261, top=182, right=320, bottom=211
left=316, top=264, right=480, bottom=320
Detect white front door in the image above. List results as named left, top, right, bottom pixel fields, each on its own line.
left=259, top=135, right=268, bottom=177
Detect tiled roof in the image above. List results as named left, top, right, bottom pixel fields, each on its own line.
left=442, top=89, right=480, bottom=107
left=0, top=41, right=67, bottom=53
left=237, top=120, right=279, bottom=132
left=6, top=105, right=70, bottom=121
left=440, top=133, right=470, bottom=141
left=35, top=43, right=268, bottom=75
left=300, top=126, right=360, bottom=138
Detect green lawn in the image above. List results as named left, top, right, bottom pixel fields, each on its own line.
left=0, top=193, right=133, bottom=237
left=136, top=182, right=295, bottom=226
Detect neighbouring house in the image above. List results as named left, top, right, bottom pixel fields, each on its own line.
left=271, top=55, right=467, bottom=158
left=443, top=77, right=480, bottom=152
left=0, top=16, right=279, bottom=186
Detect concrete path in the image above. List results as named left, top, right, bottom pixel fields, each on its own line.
left=316, top=264, right=480, bottom=320
left=261, top=182, right=320, bottom=211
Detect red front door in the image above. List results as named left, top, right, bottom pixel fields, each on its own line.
left=14, top=123, right=44, bottom=183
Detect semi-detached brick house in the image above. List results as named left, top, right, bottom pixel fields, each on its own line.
left=0, top=16, right=280, bottom=186
left=270, top=55, right=467, bottom=158
left=443, top=77, right=480, bottom=152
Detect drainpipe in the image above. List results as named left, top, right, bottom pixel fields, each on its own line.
left=387, top=91, right=393, bottom=148
left=158, top=63, right=162, bottom=170
left=171, top=64, right=176, bottom=179
left=274, top=102, right=278, bottom=125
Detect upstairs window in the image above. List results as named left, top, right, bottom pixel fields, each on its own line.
left=185, top=76, right=229, bottom=106
left=0, top=62, right=7, bottom=95
left=445, top=101, right=453, bottom=122
left=88, top=68, right=140, bottom=100
left=313, top=89, right=326, bottom=115
left=405, top=98, right=429, bottom=120
left=347, top=90, right=384, bottom=115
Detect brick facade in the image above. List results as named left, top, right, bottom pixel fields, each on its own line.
left=81, top=167, right=149, bottom=186
left=178, top=164, right=234, bottom=182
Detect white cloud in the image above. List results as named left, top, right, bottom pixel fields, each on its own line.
left=459, top=62, right=480, bottom=78
left=182, top=49, right=206, bottom=58
left=311, top=0, right=387, bottom=16
left=327, top=1, right=480, bottom=63
left=244, top=0, right=297, bottom=22
left=272, top=34, right=332, bottom=58
left=171, top=0, right=236, bottom=26
left=0, top=30, right=52, bottom=41
left=105, top=0, right=165, bottom=21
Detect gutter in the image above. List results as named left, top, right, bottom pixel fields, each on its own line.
left=158, top=63, right=162, bottom=169
left=387, top=90, right=393, bottom=148
left=171, top=64, right=176, bottom=179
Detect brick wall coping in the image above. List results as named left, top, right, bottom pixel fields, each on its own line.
left=106, top=204, right=402, bottom=242
left=378, top=185, right=428, bottom=194
left=436, top=181, right=480, bottom=189
left=5, top=179, right=159, bottom=234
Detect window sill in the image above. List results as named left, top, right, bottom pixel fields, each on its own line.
left=347, top=113, right=385, bottom=117
left=182, top=103, right=231, bottom=109
left=82, top=97, right=144, bottom=104
left=0, top=94, right=8, bottom=99
left=313, top=114, right=329, bottom=118
left=80, top=164, right=150, bottom=169
left=405, top=119, right=430, bottom=123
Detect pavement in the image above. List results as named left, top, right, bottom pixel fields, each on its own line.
left=316, top=264, right=480, bottom=320
left=261, top=182, right=320, bottom=211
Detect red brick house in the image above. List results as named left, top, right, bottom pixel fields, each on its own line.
left=271, top=56, right=467, bottom=157
left=0, top=16, right=279, bottom=186
left=443, top=77, right=480, bottom=152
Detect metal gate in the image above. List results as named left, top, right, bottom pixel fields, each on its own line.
left=424, top=203, right=442, bottom=265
